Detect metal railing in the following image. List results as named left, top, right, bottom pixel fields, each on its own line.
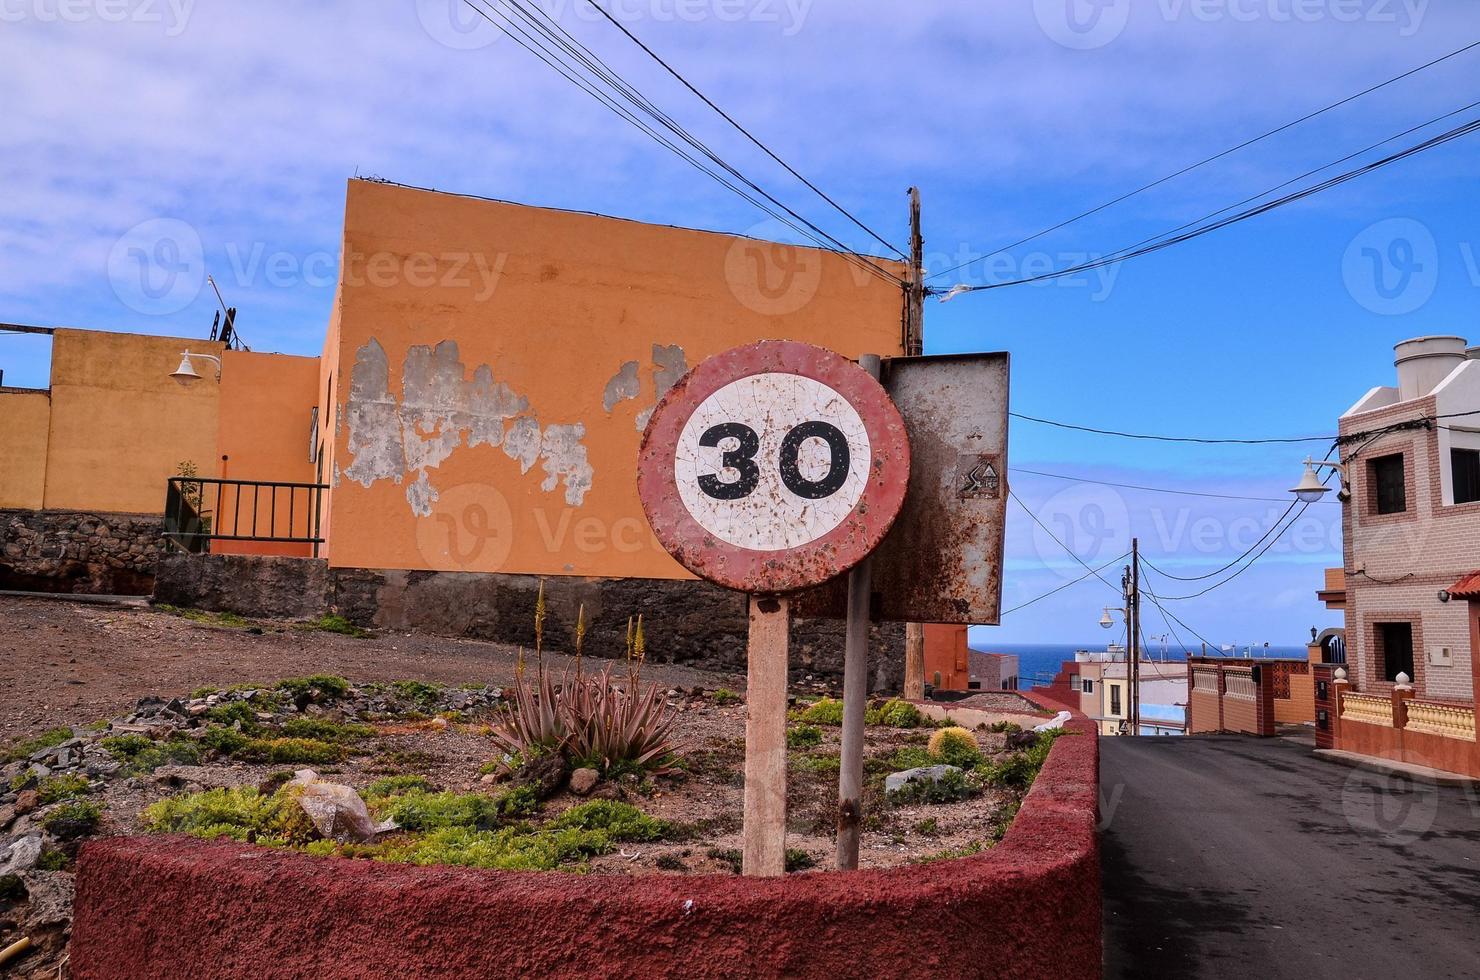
left=164, top=477, right=327, bottom=556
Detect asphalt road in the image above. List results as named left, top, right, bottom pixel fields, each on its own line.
left=1101, top=735, right=1480, bottom=980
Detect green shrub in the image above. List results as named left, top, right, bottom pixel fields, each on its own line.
left=987, top=720, right=1023, bottom=734
left=299, top=615, right=370, bottom=639
left=784, top=848, right=816, bottom=872
left=234, top=737, right=346, bottom=765
left=886, top=767, right=975, bottom=805
left=867, top=698, right=923, bottom=728
left=927, top=727, right=983, bottom=768
left=36, top=773, right=91, bottom=804
left=706, top=847, right=742, bottom=873
left=142, top=786, right=316, bottom=846
left=912, top=840, right=988, bottom=863
left=375, top=824, right=613, bottom=871
left=793, top=753, right=840, bottom=774
left=204, top=701, right=261, bottom=731
left=798, top=697, right=844, bottom=726
left=280, top=718, right=374, bottom=743
left=200, top=726, right=253, bottom=756
left=43, top=799, right=103, bottom=839
left=364, top=775, right=435, bottom=801
left=276, top=675, right=352, bottom=701
left=36, top=849, right=69, bottom=872
left=710, top=688, right=742, bottom=706
left=550, top=801, right=665, bottom=842
left=3, top=726, right=73, bottom=763
left=786, top=724, right=823, bottom=749
left=377, top=790, right=506, bottom=832
left=0, top=875, right=22, bottom=901
left=391, top=681, right=444, bottom=708
left=100, top=734, right=202, bottom=774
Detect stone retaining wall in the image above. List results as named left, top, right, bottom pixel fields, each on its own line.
left=0, top=508, right=164, bottom=595
left=71, top=702, right=1101, bottom=979
left=154, top=553, right=905, bottom=688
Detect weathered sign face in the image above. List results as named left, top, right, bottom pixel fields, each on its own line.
left=793, top=352, right=1010, bottom=624
left=638, top=340, right=910, bottom=594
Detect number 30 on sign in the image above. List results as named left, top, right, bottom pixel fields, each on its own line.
left=638, top=340, right=910, bottom=595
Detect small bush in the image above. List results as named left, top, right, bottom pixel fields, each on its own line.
left=390, top=681, right=444, bottom=709
left=36, top=773, right=92, bottom=804
left=0, top=875, right=23, bottom=901
left=234, top=737, right=346, bottom=765
left=276, top=675, right=352, bottom=701
left=886, top=767, right=975, bottom=805
left=784, top=848, right=816, bottom=872
left=867, top=698, right=923, bottom=729
left=280, top=718, right=375, bottom=744
left=915, top=817, right=939, bottom=836
left=44, top=799, right=103, bottom=839
left=793, top=753, right=840, bottom=774
left=786, top=724, right=823, bottom=749
left=655, top=854, right=686, bottom=871
left=101, top=734, right=202, bottom=774
left=374, top=825, right=612, bottom=871
left=928, top=727, right=983, bottom=768
left=200, top=726, right=253, bottom=756
left=707, top=847, right=742, bottom=874
left=987, top=720, right=1023, bottom=734
left=3, top=726, right=73, bottom=763
left=912, top=840, right=988, bottom=863
left=300, top=615, right=371, bottom=639
left=364, top=775, right=435, bottom=801
left=377, top=790, right=507, bottom=832
left=204, top=701, right=262, bottom=731
left=142, top=786, right=316, bottom=845
left=550, top=801, right=665, bottom=842
left=710, top=688, right=742, bottom=706
left=798, top=697, right=844, bottom=726
left=36, top=849, right=69, bottom=872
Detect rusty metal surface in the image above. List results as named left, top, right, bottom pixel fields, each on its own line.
left=636, top=340, right=910, bottom=595
left=794, top=352, right=1010, bottom=624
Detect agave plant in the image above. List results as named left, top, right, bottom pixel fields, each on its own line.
left=490, top=606, right=680, bottom=775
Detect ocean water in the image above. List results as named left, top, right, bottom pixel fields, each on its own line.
left=979, top=642, right=1313, bottom=690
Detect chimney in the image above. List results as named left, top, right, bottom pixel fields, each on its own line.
left=1394, top=335, right=1468, bottom=400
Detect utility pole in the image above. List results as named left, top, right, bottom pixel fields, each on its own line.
left=902, top=187, right=927, bottom=701
left=1129, top=537, right=1141, bottom=735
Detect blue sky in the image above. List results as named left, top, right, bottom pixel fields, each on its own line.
left=3, top=1, right=1478, bottom=647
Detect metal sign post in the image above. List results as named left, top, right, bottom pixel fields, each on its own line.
left=638, top=340, right=909, bottom=876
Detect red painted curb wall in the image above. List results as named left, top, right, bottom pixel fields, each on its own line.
left=72, top=715, right=1100, bottom=979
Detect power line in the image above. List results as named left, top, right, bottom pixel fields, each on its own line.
left=926, top=39, right=1480, bottom=283
left=1000, top=551, right=1130, bottom=617
left=1012, top=466, right=1338, bottom=506
left=495, top=0, right=903, bottom=285
left=459, top=0, right=902, bottom=288
left=1009, top=488, right=1126, bottom=594
left=578, top=0, right=906, bottom=261
left=1011, top=411, right=1334, bottom=445
left=938, top=116, right=1480, bottom=295
left=1145, top=502, right=1312, bottom=600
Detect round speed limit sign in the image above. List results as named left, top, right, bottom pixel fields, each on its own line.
left=638, top=340, right=910, bottom=594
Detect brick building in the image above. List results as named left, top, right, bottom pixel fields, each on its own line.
left=1315, top=335, right=1480, bottom=777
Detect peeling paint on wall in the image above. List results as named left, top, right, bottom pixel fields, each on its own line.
left=342, top=338, right=594, bottom=515
left=343, top=338, right=406, bottom=488
left=538, top=423, right=594, bottom=506
left=602, top=360, right=640, bottom=412
left=633, top=343, right=689, bottom=431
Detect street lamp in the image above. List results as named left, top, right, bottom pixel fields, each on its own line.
left=170, top=351, right=222, bottom=387
left=1099, top=606, right=1125, bottom=630
left=1290, top=457, right=1350, bottom=503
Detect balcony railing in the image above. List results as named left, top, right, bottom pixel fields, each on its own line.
left=1340, top=692, right=1394, bottom=728
left=1404, top=700, right=1477, bottom=742
left=164, top=477, right=327, bottom=556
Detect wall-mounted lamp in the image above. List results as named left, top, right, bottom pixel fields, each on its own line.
left=1290, top=457, right=1351, bottom=504
left=1438, top=589, right=1451, bottom=604
left=170, top=350, right=222, bottom=387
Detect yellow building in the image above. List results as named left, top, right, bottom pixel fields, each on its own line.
left=1, top=180, right=907, bottom=672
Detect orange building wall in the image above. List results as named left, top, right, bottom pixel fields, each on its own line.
left=924, top=624, right=970, bottom=691
left=43, top=329, right=223, bottom=513
left=324, top=180, right=908, bottom=577
left=211, top=350, right=321, bottom=557
left=0, top=389, right=52, bottom=508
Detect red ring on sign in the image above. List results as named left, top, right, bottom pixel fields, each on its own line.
left=637, top=340, right=910, bottom=594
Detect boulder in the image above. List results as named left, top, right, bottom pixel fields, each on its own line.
left=569, top=768, right=600, bottom=796
left=0, top=835, right=42, bottom=876
left=884, top=765, right=962, bottom=796
left=13, top=790, right=40, bottom=816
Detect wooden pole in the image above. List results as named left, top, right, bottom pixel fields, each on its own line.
left=836, top=354, right=880, bottom=870
left=744, top=595, right=790, bottom=876
left=902, top=187, right=926, bottom=701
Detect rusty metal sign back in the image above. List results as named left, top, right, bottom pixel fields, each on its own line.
left=795, top=352, right=1010, bottom=624
left=637, top=340, right=911, bottom=595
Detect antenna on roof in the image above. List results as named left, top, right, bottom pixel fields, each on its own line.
left=206, top=275, right=248, bottom=352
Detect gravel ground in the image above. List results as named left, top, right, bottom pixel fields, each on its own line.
left=0, top=594, right=740, bottom=744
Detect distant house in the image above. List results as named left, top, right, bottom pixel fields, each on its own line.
left=1316, top=335, right=1480, bottom=777
left=1065, top=646, right=1186, bottom=735
left=921, top=625, right=1018, bottom=692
